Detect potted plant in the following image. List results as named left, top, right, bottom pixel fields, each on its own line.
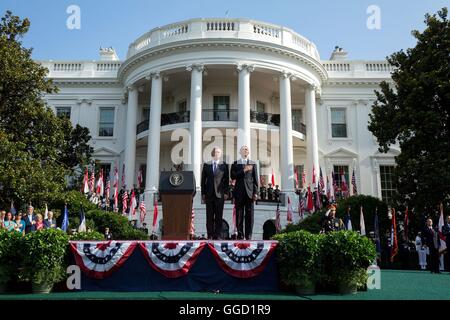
left=0, top=230, right=24, bottom=293
left=319, top=230, right=376, bottom=294
left=21, top=228, right=69, bottom=294
left=273, top=230, right=321, bottom=295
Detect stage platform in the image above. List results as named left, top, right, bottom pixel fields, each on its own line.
left=68, top=240, right=279, bottom=293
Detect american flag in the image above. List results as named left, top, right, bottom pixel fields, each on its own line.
left=232, top=202, right=237, bottom=235
left=122, top=190, right=128, bottom=215
left=113, top=166, right=119, bottom=212
left=315, top=188, right=322, bottom=210
left=89, top=169, right=95, bottom=194
left=326, top=175, right=331, bottom=200
left=275, top=202, right=281, bottom=232
left=96, top=169, right=104, bottom=197
left=105, top=177, right=110, bottom=201
left=287, top=197, right=293, bottom=224
left=139, top=194, right=146, bottom=223
left=190, top=207, right=195, bottom=236
left=299, top=196, right=305, bottom=220
left=319, top=167, right=325, bottom=194
left=390, top=208, right=398, bottom=262
left=312, top=165, right=316, bottom=186
left=332, top=171, right=338, bottom=201
left=271, top=168, right=275, bottom=186
left=306, top=186, right=314, bottom=213
left=294, top=167, right=299, bottom=189
left=130, top=190, right=137, bottom=219
left=439, top=203, right=447, bottom=252
left=302, top=168, right=306, bottom=189
left=351, top=169, right=358, bottom=195
left=152, top=195, right=159, bottom=233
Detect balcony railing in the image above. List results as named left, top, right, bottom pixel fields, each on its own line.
left=136, top=110, right=306, bottom=135
left=202, top=109, right=238, bottom=121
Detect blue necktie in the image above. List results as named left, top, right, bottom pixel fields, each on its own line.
left=213, top=162, right=217, bottom=174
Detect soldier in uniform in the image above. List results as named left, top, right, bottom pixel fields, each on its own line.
left=321, top=204, right=344, bottom=233
left=259, top=184, right=267, bottom=200
left=274, top=185, right=281, bottom=202
left=267, top=184, right=274, bottom=201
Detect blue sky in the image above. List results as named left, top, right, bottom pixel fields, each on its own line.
left=1, top=0, right=447, bottom=61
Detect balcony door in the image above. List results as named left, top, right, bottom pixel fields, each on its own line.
left=213, top=96, right=230, bottom=121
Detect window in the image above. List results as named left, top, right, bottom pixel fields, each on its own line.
left=178, top=100, right=187, bottom=113
left=380, top=165, right=396, bottom=204
left=292, top=109, right=303, bottom=132
left=213, top=96, right=230, bottom=120
left=99, top=107, right=115, bottom=137
left=333, top=165, right=349, bottom=198
left=56, top=107, right=71, bottom=119
left=256, top=101, right=265, bottom=113
left=331, top=108, right=347, bottom=138
left=143, top=108, right=150, bottom=121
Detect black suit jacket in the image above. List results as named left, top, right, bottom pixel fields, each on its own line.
left=230, top=159, right=258, bottom=201
left=422, top=226, right=440, bottom=250
left=442, top=223, right=450, bottom=248
left=201, top=161, right=229, bottom=199
left=23, top=214, right=36, bottom=233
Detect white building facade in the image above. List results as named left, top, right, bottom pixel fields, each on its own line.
left=41, top=18, right=398, bottom=239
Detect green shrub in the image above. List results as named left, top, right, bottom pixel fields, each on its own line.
left=85, top=209, right=148, bottom=240
left=319, top=230, right=377, bottom=289
left=21, top=229, right=69, bottom=285
left=48, top=190, right=98, bottom=217
left=0, top=230, right=24, bottom=284
left=273, top=230, right=322, bottom=288
left=69, top=231, right=105, bottom=241
left=280, top=211, right=325, bottom=234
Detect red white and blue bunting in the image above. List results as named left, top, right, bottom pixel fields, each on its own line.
left=70, top=241, right=137, bottom=279
left=139, top=241, right=206, bottom=278
left=208, top=241, right=278, bottom=278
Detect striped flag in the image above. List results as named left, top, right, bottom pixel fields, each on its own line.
left=319, top=167, right=325, bottom=194
left=390, top=208, right=398, bottom=262
left=122, top=190, right=128, bottom=215
left=89, top=169, right=95, bottom=194
left=105, top=177, right=110, bottom=202
left=113, top=165, right=119, bottom=212
left=152, top=195, right=159, bottom=233
left=271, top=168, right=275, bottom=186
left=130, top=190, right=137, bottom=219
left=83, top=167, right=89, bottom=194
left=232, top=202, right=237, bottom=235
left=294, top=167, right=299, bottom=189
left=299, top=195, right=305, bottom=220
left=326, top=174, right=331, bottom=200
left=341, top=170, right=348, bottom=198
left=438, top=203, right=447, bottom=252
left=360, top=206, right=366, bottom=236
left=139, top=194, right=146, bottom=224
left=312, top=165, right=316, bottom=186
left=78, top=205, right=86, bottom=233
left=302, top=168, right=306, bottom=189
left=332, top=171, right=338, bottom=200
left=306, top=186, right=314, bottom=213
left=275, top=202, right=281, bottom=232
left=352, top=169, right=358, bottom=195
left=404, top=206, right=409, bottom=241
left=374, top=208, right=381, bottom=261
left=190, top=207, right=195, bottom=236
left=287, top=197, right=293, bottom=224
left=96, top=169, right=104, bottom=197
left=315, top=187, right=322, bottom=210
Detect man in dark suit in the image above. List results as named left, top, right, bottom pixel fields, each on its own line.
left=230, top=145, right=258, bottom=240
left=44, top=210, right=57, bottom=229
left=441, top=215, right=450, bottom=271
left=201, top=147, right=229, bottom=240
left=422, top=218, right=441, bottom=273
left=23, top=205, right=36, bottom=234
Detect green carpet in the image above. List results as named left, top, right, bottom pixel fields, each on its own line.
left=0, top=270, right=448, bottom=300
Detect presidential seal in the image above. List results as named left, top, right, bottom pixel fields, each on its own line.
left=169, top=172, right=184, bottom=187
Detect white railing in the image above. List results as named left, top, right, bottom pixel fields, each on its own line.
left=96, top=62, right=121, bottom=71
left=126, top=18, right=320, bottom=60
left=253, top=23, right=280, bottom=38
left=322, top=62, right=351, bottom=72
left=161, top=23, right=189, bottom=39
left=206, top=20, right=235, bottom=31
left=365, top=62, right=393, bottom=72
left=53, top=63, right=82, bottom=71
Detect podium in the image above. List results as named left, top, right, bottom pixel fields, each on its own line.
left=159, top=171, right=196, bottom=240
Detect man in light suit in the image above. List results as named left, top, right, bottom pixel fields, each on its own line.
left=230, top=145, right=258, bottom=240
left=201, top=147, right=229, bottom=240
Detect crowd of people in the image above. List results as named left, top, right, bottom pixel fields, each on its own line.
left=0, top=206, right=58, bottom=235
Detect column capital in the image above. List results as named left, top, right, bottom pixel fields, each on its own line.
left=279, top=71, right=296, bottom=81
left=186, top=63, right=205, bottom=73
left=145, top=71, right=161, bottom=80
left=236, top=64, right=255, bottom=73
left=76, top=98, right=93, bottom=105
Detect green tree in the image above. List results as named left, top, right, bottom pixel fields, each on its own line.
left=368, top=8, right=450, bottom=213
left=0, top=11, right=93, bottom=208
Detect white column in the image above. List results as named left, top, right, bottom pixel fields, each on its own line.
left=279, top=72, right=295, bottom=192
left=187, top=64, right=204, bottom=190
left=305, top=84, right=320, bottom=184
left=145, top=72, right=162, bottom=196
left=237, top=64, right=254, bottom=155
left=124, top=86, right=138, bottom=190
